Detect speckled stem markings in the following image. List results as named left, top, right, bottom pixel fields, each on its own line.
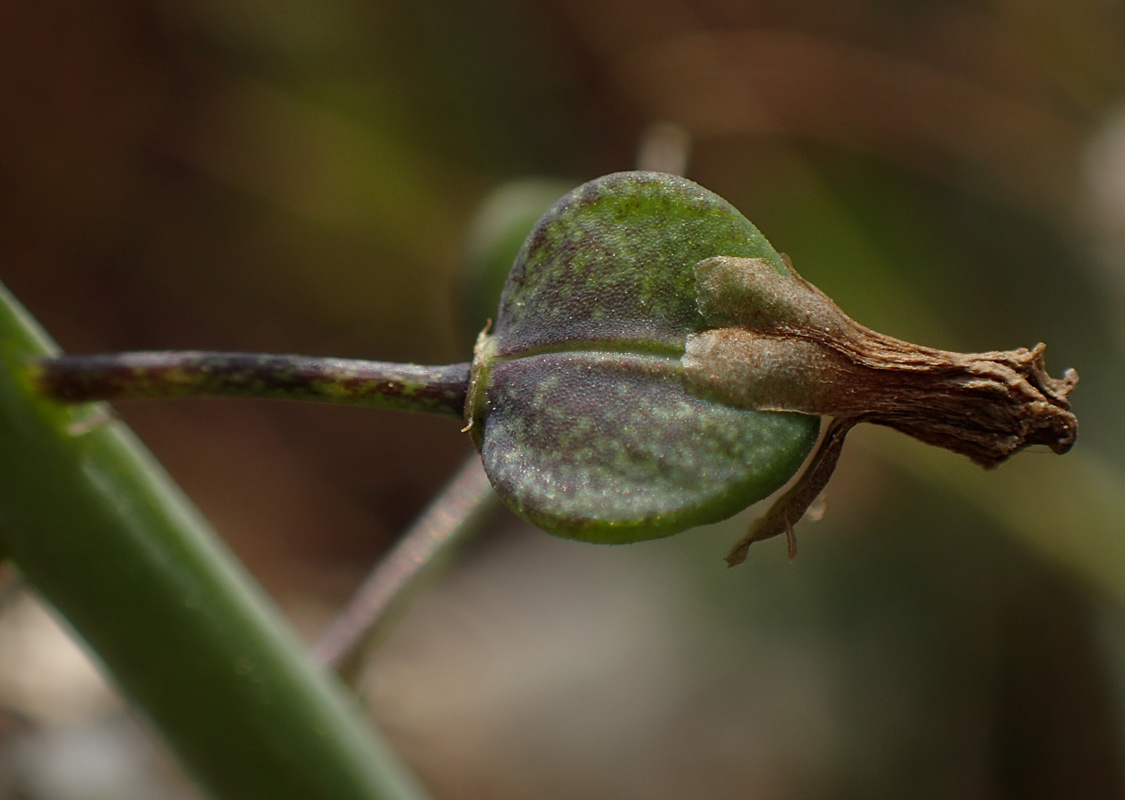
left=33, top=352, right=471, bottom=419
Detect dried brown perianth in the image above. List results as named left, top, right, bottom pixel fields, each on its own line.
left=681, top=256, right=1078, bottom=565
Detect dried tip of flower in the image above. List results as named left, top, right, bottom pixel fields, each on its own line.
left=1020, top=343, right=1079, bottom=455
left=688, top=256, right=1081, bottom=470
left=962, top=342, right=1078, bottom=466
left=692, top=254, right=1082, bottom=563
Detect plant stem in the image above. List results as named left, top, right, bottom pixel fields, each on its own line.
left=313, top=455, right=499, bottom=679
left=33, top=352, right=471, bottom=419
left=0, top=287, right=431, bottom=800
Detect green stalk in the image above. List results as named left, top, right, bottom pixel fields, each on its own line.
left=0, top=284, right=431, bottom=800
left=34, top=352, right=470, bottom=418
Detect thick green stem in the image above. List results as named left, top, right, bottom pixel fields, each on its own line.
left=0, top=287, right=430, bottom=800
left=33, top=352, right=470, bottom=419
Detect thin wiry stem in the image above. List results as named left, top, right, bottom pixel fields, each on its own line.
left=312, top=455, right=500, bottom=679
left=32, top=352, right=471, bottom=419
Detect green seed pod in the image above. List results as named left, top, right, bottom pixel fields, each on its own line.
left=465, top=172, right=1077, bottom=559
left=464, top=172, right=821, bottom=543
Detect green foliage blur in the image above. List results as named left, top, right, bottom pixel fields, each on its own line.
left=2, top=2, right=1125, bottom=798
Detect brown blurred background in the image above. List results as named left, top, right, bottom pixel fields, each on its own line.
left=2, top=1, right=1125, bottom=798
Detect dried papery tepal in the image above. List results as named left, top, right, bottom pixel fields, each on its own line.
left=464, top=172, right=1078, bottom=564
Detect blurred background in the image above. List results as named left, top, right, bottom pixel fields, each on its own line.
left=2, top=1, right=1125, bottom=797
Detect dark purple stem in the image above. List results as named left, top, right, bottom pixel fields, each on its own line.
left=33, top=352, right=471, bottom=420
